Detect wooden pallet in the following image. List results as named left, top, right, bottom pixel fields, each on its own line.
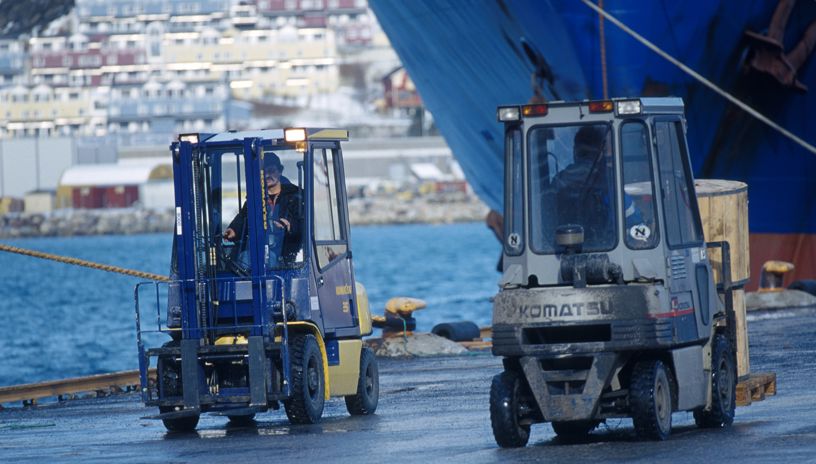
left=736, top=372, right=776, bottom=406
left=0, top=369, right=155, bottom=406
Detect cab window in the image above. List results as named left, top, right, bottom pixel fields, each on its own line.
left=620, top=121, right=659, bottom=249
left=527, top=123, right=617, bottom=254
left=313, top=147, right=347, bottom=268
left=654, top=120, right=703, bottom=248
left=504, top=127, right=524, bottom=256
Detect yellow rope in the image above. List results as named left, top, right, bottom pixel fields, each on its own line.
left=0, top=243, right=169, bottom=282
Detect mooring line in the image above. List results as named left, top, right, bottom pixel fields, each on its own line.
left=0, top=243, right=169, bottom=282
left=580, top=0, right=816, bottom=156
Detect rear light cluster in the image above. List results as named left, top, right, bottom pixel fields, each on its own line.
left=497, top=99, right=643, bottom=121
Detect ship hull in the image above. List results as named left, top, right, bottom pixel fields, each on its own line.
left=370, top=0, right=816, bottom=287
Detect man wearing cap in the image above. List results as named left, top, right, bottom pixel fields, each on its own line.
left=224, top=152, right=302, bottom=268
left=551, top=126, right=641, bottom=246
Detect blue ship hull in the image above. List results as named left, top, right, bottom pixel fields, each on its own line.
left=370, top=0, right=816, bottom=285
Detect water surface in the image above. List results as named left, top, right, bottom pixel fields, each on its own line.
left=0, top=222, right=499, bottom=386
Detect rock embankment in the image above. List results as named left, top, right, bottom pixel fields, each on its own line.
left=348, top=194, right=488, bottom=225
left=0, top=195, right=488, bottom=238
left=0, top=209, right=175, bottom=238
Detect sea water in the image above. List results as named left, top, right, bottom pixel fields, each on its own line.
left=0, top=222, right=499, bottom=386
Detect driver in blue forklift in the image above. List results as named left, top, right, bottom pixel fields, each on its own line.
left=223, top=152, right=302, bottom=269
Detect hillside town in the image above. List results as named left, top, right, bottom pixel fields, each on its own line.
left=0, top=0, right=484, bottom=230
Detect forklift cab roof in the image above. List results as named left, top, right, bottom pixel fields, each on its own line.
left=497, top=97, right=685, bottom=122
left=177, top=128, right=349, bottom=147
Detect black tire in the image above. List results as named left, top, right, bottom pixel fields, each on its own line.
left=490, top=370, right=531, bottom=448
left=284, top=334, right=325, bottom=424
left=159, top=406, right=200, bottom=433
left=694, top=334, right=736, bottom=428
left=227, top=414, right=256, bottom=426
left=551, top=420, right=599, bottom=439
left=345, top=347, right=379, bottom=415
left=432, top=321, right=481, bottom=342
left=789, top=279, right=816, bottom=296
left=630, top=359, right=673, bottom=441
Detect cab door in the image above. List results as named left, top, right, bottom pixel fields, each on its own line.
left=654, top=118, right=708, bottom=342
left=311, top=143, right=357, bottom=332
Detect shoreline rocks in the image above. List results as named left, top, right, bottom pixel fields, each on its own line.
left=0, top=194, right=488, bottom=238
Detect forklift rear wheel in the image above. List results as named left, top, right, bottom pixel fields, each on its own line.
left=284, top=334, right=325, bottom=424
left=490, top=370, right=531, bottom=448
left=159, top=407, right=200, bottom=433
left=345, top=347, right=379, bottom=415
left=694, top=334, right=736, bottom=428
left=630, top=359, right=673, bottom=441
left=551, top=420, right=599, bottom=440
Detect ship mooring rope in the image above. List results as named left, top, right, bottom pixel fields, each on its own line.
left=0, top=243, right=169, bottom=282
left=598, top=0, right=609, bottom=100
left=580, top=0, right=816, bottom=156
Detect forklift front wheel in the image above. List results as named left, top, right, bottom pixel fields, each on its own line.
left=630, top=359, right=673, bottom=441
left=284, top=334, right=325, bottom=424
left=345, top=347, right=379, bottom=415
left=694, top=334, right=736, bottom=428
left=490, top=370, right=531, bottom=448
left=159, top=407, right=200, bottom=433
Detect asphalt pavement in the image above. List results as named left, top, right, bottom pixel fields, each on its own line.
left=1, top=307, right=814, bottom=463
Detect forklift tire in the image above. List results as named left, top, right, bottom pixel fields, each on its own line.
left=431, top=321, right=480, bottom=342
left=345, top=347, right=379, bottom=415
left=284, top=334, right=325, bottom=424
left=490, top=370, right=531, bottom=448
left=694, top=334, right=736, bottom=428
left=551, top=420, right=599, bottom=440
left=630, top=359, right=673, bottom=441
left=159, top=407, right=200, bottom=433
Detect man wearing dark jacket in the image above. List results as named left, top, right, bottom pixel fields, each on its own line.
left=224, top=152, right=302, bottom=267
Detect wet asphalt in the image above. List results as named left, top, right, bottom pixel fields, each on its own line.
left=1, top=308, right=814, bottom=463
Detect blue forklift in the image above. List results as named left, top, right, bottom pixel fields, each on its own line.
left=135, top=128, right=378, bottom=432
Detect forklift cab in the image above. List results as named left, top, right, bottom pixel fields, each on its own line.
left=499, top=98, right=709, bottom=291
left=169, top=128, right=362, bottom=339
left=496, top=98, right=722, bottom=346
left=490, top=99, right=737, bottom=446
left=136, top=128, right=377, bottom=432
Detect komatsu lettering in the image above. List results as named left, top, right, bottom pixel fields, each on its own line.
left=516, top=300, right=613, bottom=318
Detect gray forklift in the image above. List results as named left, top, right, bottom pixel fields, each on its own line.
left=490, top=98, right=743, bottom=446
left=135, top=128, right=378, bottom=432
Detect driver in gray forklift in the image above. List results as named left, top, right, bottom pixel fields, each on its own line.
left=553, top=126, right=642, bottom=231
left=223, top=152, right=302, bottom=268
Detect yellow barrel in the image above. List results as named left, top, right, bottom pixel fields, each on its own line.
left=694, top=179, right=750, bottom=284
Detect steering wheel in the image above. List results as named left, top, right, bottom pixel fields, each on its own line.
left=215, top=239, right=250, bottom=277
